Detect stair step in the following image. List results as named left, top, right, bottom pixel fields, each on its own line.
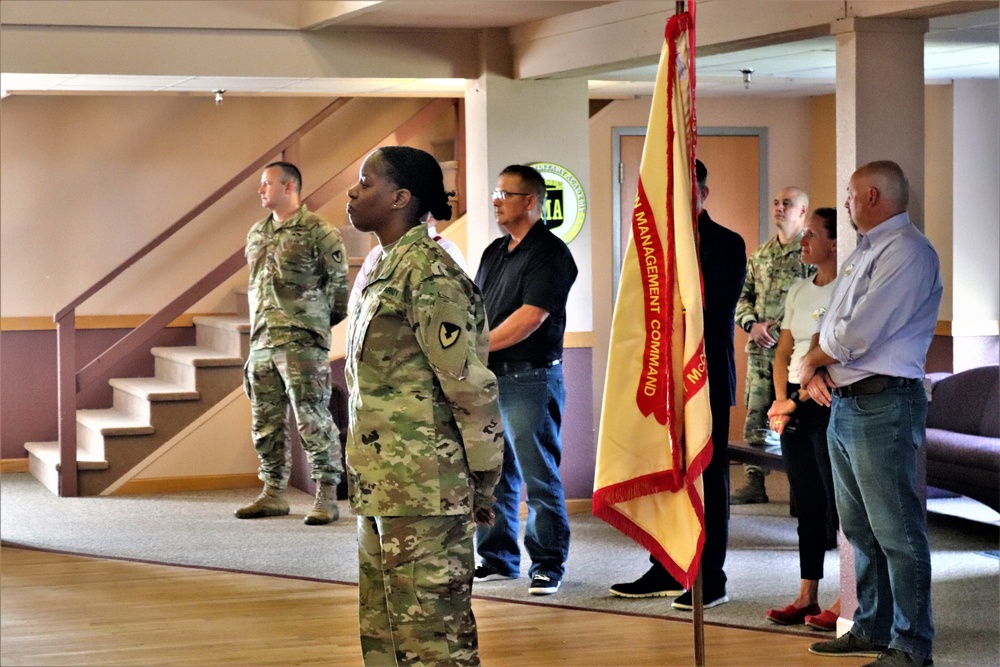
left=233, top=286, right=250, bottom=318
left=192, top=314, right=250, bottom=332
left=77, top=409, right=155, bottom=436
left=108, top=377, right=200, bottom=401
left=24, top=441, right=109, bottom=470
left=151, top=345, right=244, bottom=367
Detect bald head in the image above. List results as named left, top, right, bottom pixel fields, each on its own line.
left=846, top=161, right=909, bottom=233
left=772, top=186, right=809, bottom=242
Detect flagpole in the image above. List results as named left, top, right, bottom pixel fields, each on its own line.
left=674, top=2, right=706, bottom=663
left=693, top=569, right=705, bottom=665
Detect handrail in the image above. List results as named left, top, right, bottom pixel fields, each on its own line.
left=54, top=98, right=351, bottom=323
left=51, top=98, right=461, bottom=496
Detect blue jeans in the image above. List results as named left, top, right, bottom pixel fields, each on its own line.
left=827, top=382, right=934, bottom=659
left=475, top=365, right=570, bottom=579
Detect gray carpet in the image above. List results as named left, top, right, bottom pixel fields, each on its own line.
left=1, top=471, right=997, bottom=666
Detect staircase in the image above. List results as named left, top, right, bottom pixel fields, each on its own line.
left=39, top=97, right=461, bottom=496
left=26, top=309, right=250, bottom=496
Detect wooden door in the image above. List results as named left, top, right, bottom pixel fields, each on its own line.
left=616, top=132, right=763, bottom=444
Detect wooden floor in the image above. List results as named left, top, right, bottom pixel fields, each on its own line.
left=0, top=546, right=866, bottom=666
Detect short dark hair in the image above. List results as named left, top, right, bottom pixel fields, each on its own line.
left=499, top=164, right=547, bottom=203
left=695, top=159, right=708, bottom=190
left=264, top=161, right=302, bottom=193
left=812, top=207, right=837, bottom=239
left=375, top=146, right=454, bottom=221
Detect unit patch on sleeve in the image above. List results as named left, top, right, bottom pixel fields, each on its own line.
left=418, top=294, right=472, bottom=379
left=439, top=322, right=461, bottom=349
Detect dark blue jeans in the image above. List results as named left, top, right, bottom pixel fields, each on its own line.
left=475, top=365, right=570, bottom=579
left=828, top=382, right=934, bottom=659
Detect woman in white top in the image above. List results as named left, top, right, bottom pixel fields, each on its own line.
left=764, top=208, right=842, bottom=630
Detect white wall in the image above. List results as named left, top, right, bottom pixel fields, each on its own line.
left=952, top=79, right=1000, bottom=331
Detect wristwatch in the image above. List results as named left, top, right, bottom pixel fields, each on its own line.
left=742, top=319, right=756, bottom=333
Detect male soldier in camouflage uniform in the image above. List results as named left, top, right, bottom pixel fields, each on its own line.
left=346, top=146, right=503, bottom=666
left=234, top=161, right=348, bottom=525
left=732, top=186, right=815, bottom=504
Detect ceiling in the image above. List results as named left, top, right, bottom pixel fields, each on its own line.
left=0, top=1, right=996, bottom=99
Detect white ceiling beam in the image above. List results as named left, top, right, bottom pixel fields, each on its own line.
left=0, top=0, right=298, bottom=30
left=510, top=0, right=997, bottom=79
left=298, top=1, right=384, bottom=30
left=0, top=25, right=481, bottom=80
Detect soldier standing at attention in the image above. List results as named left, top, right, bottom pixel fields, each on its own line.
left=345, top=146, right=504, bottom=666
left=732, top=186, right=814, bottom=505
left=235, top=161, right=349, bottom=525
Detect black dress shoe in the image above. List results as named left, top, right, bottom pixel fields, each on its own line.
left=609, top=565, right=684, bottom=598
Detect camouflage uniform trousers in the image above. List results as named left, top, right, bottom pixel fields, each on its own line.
left=244, top=343, right=342, bottom=490
left=743, top=351, right=780, bottom=478
left=358, top=514, right=480, bottom=666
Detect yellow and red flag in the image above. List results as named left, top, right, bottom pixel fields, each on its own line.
left=593, top=4, right=711, bottom=589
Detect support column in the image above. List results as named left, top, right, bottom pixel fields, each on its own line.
left=834, top=17, right=928, bottom=251
left=464, top=30, right=591, bottom=299
left=831, top=15, right=928, bottom=630
left=951, top=80, right=1000, bottom=370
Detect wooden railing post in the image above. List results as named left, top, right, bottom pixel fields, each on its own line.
left=282, top=140, right=300, bottom=166
left=55, top=312, right=79, bottom=497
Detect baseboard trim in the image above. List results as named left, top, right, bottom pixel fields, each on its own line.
left=0, top=458, right=30, bottom=473
left=0, top=313, right=229, bottom=332
left=113, top=473, right=260, bottom=496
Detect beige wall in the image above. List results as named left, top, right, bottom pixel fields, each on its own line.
left=809, top=94, right=838, bottom=209
left=0, top=94, right=448, bottom=319
left=925, top=84, right=955, bottom=322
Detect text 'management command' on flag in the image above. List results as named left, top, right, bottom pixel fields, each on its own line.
left=592, top=4, right=712, bottom=590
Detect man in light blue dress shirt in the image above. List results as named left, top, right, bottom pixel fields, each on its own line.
left=799, top=161, right=942, bottom=667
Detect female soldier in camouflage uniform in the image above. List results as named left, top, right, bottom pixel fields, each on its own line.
left=345, top=146, right=504, bottom=666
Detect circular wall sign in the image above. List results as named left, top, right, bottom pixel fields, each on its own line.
left=529, top=162, right=587, bottom=245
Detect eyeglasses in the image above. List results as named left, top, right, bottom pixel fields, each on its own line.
left=492, top=189, right=532, bottom=201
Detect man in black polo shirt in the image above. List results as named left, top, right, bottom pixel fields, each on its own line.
left=473, top=164, right=578, bottom=596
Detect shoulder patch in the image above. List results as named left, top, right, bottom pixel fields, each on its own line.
left=439, top=322, right=461, bottom=349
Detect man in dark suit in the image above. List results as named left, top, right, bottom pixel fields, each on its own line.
left=610, top=159, right=747, bottom=609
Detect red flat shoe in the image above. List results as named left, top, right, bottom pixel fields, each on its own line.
left=804, top=609, right=839, bottom=631
left=766, top=603, right=822, bottom=625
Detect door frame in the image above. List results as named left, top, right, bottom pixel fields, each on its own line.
left=611, top=126, right=770, bottom=299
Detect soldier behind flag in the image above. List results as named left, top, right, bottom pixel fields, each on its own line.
left=609, top=159, right=746, bottom=609
left=731, top=186, right=815, bottom=505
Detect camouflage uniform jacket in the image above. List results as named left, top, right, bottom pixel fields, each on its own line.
left=346, top=224, right=504, bottom=517
left=736, top=232, right=816, bottom=356
left=246, top=204, right=348, bottom=351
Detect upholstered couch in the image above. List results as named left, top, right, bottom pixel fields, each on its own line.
left=925, top=366, right=1000, bottom=511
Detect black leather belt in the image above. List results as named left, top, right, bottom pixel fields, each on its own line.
left=833, top=375, right=921, bottom=399
left=489, top=359, right=561, bottom=376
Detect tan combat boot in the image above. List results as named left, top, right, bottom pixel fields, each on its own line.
left=234, top=484, right=290, bottom=519
left=304, top=482, right=340, bottom=525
